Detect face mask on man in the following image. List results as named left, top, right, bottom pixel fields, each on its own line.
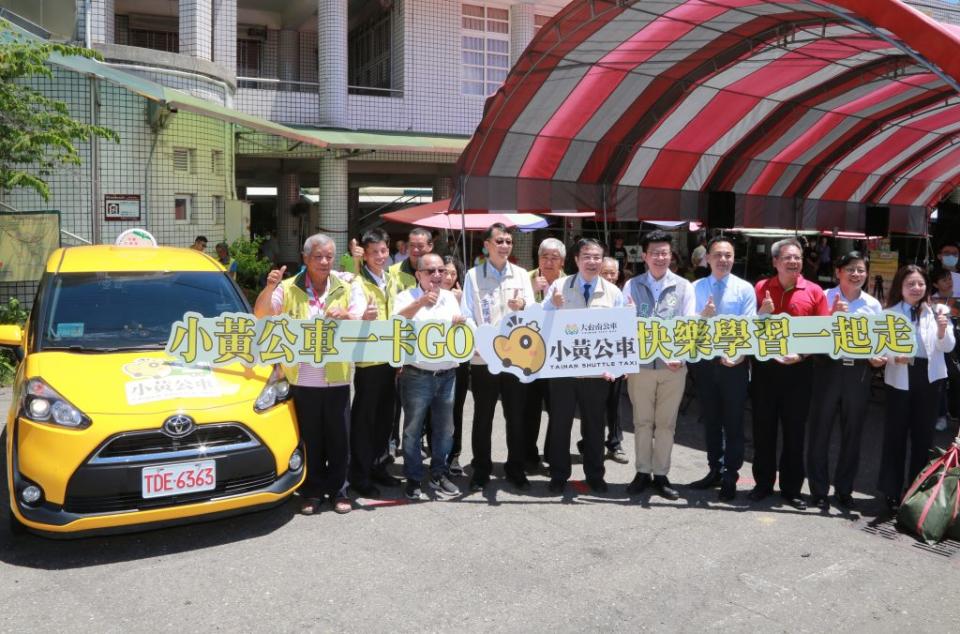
left=944, top=254, right=958, bottom=268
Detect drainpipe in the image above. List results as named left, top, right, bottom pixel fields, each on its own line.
left=84, top=0, right=92, bottom=48
left=89, top=76, right=101, bottom=244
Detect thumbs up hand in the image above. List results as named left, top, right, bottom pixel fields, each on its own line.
left=759, top=290, right=775, bottom=314
left=362, top=299, right=378, bottom=321
left=266, top=265, right=287, bottom=289
left=831, top=294, right=848, bottom=314
left=534, top=275, right=548, bottom=292
left=350, top=238, right=363, bottom=259
left=551, top=286, right=564, bottom=308
left=701, top=295, right=716, bottom=318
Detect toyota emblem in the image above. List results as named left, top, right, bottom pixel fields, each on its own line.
left=161, top=414, right=195, bottom=438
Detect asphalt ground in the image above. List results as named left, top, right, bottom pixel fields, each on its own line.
left=1, top=378, right=958, bottom=633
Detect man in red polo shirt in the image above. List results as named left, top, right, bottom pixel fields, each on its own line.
left=751, top=238, right=829, bottom=510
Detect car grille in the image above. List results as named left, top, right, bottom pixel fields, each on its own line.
left=94, top=424, right=256, bottom=461
left=63, top=471, right=277, bottom=514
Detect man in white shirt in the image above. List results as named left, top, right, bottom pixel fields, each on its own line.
left=542, top=238, right=625, bottom=494
left=392, top=253, right=466, bottom=501
left=936, top=242, right=960, bottom=298
left=460, top=223, right=536, bottom=491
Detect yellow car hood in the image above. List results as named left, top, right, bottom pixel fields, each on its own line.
left=27, top=351, right=272, bottom=416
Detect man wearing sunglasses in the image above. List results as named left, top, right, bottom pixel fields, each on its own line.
left=392, top=253, right=466, bottom=501
left=461, top=223, right=536, bottom=492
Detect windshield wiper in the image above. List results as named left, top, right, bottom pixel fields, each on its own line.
left=42, top=344, right=166, bottom=353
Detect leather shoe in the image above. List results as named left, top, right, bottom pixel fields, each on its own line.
left=469, top=474, right=490, bottom=492
left=748, top=486, right=773, bottom=502
left=585, top=477, right=608, bottom=493
left=372, top=471, right=401, bottom=488
left=351, top=482, right=381, bottom=498
left=653, top=475, right=679, bottom=500
left=810, top=494, right=829, bottom=510
left=689, top=469, right=723, bottom=489
left=885, top=495, right=900, bottom=513
left=506, top=472, right=531, bottom=491
left=548, top=479, right=566, bottom=494
left=718, top=478, right=737, bottom=501
left=836, top=493, right=856, bottom=509
left=781, top=493, right=807, bottom=510
left=626, top=472, right=651, bottom=495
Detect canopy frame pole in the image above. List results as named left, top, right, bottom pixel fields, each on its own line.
left=459, top=175, right=469, bottom=265
left=602, top=183, right=610, bottom=250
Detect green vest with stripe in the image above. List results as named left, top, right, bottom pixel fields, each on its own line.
left=278, top=271, right=351, bottom=384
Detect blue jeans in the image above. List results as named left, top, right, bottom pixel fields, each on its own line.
left=400, top=366, right=455, bottom=481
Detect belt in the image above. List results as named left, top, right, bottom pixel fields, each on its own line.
left=836, top=358, right=869, bottom=367
left=404, top=365, right=455, bottom=376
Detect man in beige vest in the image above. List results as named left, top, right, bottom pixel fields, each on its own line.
left=542, top=238, right=624, bottom=494
left=461, top=223, right=536, bottom=491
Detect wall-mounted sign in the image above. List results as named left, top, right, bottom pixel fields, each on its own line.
left=105, top=194, right=141, bottom=221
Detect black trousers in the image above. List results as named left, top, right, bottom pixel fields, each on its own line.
left=470, top=365, right=526, bottom=480
left=547, top=377, right=608, bottom=482
left=523, top=378, right=550, bottom=463
left=806, top=359, right=873, bottom=497
left=751, top=359, right=813, bottom=497
left=605, top=377, right=625, bottom=450
left=349, top=364, right=396, bottom=487
left=690, top=360, right=749, bottom=479
left=291, top=384, right=350, bottom=499
left=878, top=359, right=942, bottom=498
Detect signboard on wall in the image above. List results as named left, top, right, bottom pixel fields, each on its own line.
left=0, top=210, right=61, bottom=282
left=105, top=194, right=141, bottom=221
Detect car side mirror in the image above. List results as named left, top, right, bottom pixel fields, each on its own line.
left=0, top=324, right=24, bottom=361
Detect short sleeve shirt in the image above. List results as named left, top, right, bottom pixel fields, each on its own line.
left=754, top=275, right=829, bottom=317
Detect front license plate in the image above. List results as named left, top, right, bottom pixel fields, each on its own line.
left=141, top=460, right=216, bottom=499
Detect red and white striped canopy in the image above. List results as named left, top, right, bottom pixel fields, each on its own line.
left=455, top=0, right=960, bottom=234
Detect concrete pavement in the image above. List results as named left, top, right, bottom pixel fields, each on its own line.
left=1, top=382, right=958, bottom=632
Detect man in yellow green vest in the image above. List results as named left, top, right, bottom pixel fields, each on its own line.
left=254, top=233, right=365, bottom=516
left=349, top=228, right=402, bottom=497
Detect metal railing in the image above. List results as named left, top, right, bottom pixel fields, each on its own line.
left=236, top=76, right=403, bottom=97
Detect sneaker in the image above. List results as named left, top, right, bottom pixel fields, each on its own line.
left=448, top=457, right=466, bottom=477
left=936, top=416, right=949, bottom=431
left=429, top=474, right=461, bottom=498
left=405, top=480, right=427, bottom=501
left=606, top=446, right=629, bottom=464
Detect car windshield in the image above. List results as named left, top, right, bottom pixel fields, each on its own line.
left=37, top=271, right=248, bottom=351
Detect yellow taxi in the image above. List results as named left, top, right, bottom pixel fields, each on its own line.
left=0, top=233, right=304, bottom=537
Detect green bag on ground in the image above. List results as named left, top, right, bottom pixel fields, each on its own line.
left=897, top=446, right=960, bottom=544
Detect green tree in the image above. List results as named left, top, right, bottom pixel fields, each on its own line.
left=0, top=19, right=118, bottom=200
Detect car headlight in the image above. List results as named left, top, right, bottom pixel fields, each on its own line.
left=22, top=378, right=92, bottom=429
left=254, top=366, right=292, bottom=413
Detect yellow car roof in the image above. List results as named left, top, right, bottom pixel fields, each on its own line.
left=47, top=245, right=226, bottom=273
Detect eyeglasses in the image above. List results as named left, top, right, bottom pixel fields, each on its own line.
left=777, top=255, right=803, bottom=262
left=420, top=267, right=444, bottom=275
left=842, top=267, right=867, bottom=275
left=647, top=250, right=671, bottom=258
left=492, top=238, right=513, bottom=245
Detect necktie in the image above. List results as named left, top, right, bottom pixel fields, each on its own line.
left=714, top=280, right=725, bottom=309
left=583, top=283, right=592, bottom=305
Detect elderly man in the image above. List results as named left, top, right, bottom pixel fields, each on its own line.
left=392, top=253, right=465, bottom=501
left=523, top=237, right=567, bottom=470
left=543, top=238, right=625, bottom=494
left=623, top=230, right=696, bottom=500
left=461, top=223, right=535, bottom=491
left=688, top=237, right=756, bottom=501
left=254, top=233, right=364, bottom=515
left=751, top=238, right=830, bottom=510
left=349, top=228, right=401, bottom=497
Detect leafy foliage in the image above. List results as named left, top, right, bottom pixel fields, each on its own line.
left=230, top=238, right=272, bottom=296
left=0, top=19, right=119, bottom=200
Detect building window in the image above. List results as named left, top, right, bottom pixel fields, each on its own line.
left=237, top=38, right=263, bottom=77
left=211, top=150, right=224, bottom=176
left=349, top=8, right=393, bottom=94
left=462, top=3, right=510, bottom=96
left=174, top=195, right=193, bottom=223
left=172, top=147, right=190, bottom=172
left=534, top=14, right=550, bottom=32
left=212, top=196, right=225, bottom=225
